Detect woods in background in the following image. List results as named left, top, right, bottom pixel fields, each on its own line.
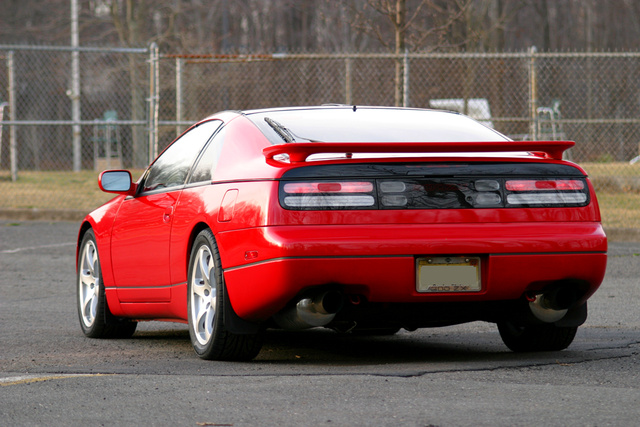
left=2, top=0, right=640, bottom=53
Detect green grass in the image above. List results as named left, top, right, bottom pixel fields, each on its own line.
left=1, top=163, right=638, bottom=228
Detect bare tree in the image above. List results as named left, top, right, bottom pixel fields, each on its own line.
left=344, top=0, right=477, bottom=105
left=110, top=0, right=149, bottom=167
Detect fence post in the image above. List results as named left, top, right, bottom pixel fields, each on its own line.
left=345, top=57, right=352, bottom=105
left=148, top=43, right=159, bottom=164
left=176, top=57, right=183, bottom=137
left=403, top=49, right=410, bottom=108
left=0, top=102, right=5, bottom=167
left=8, top=50, right=17, bottom=182
left=71, top=0, right=81, bottom=172
left=528, top=46, right=538, bottom=140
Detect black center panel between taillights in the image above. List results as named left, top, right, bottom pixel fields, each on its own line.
left=278, top=162, right=590, bottom=211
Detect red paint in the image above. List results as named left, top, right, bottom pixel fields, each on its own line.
left=79, top=107, right=607, bottom=330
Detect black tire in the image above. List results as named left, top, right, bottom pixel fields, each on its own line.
left=77, top=229, right=137, bottom=339
left=497, top=321, right=578, bottom=352
left=187, top=229, right=263, bottom=361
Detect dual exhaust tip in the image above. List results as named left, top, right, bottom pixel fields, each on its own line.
left=273, top=284, right=583, bottom=329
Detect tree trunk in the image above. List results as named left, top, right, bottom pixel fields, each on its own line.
left=112, top=0, right=148, bottom=168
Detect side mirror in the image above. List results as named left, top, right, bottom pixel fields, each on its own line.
left=99, top=170, right=135, bottom=194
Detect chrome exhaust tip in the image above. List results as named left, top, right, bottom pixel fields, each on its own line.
left=273, top=290, right=344, bottom=330
left=528, top=285, right=580, bottom=323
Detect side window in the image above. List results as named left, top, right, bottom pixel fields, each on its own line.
left=188, top=126, right=226, bottom=184
left=143, top=120, right=222, bottom=192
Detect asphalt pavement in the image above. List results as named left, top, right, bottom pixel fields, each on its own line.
left=1, top=220, right=639, bottom=426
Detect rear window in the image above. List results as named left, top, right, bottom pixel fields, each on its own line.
left=245, top=107, right=510, bottom=144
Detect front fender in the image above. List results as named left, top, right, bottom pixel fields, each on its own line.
left=76, top=195, right=126, bottom=285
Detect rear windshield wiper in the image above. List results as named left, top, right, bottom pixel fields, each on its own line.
left=264, top=117, right=296, bottom=143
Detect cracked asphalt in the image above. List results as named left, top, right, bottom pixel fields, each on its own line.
left=1, top=220, right=639, bottom=426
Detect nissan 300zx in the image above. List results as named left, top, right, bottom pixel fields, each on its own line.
left=76, top=106, right=607, bottom=360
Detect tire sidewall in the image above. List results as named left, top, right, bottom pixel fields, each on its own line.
left=77, top=229, right=106, bottom=337
left=187, top=229, right=225, bottom=357
left=498, top=321, right=577, bottom=352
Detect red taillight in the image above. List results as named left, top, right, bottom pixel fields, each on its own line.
left=283, top=182, right=374, bottom=194
left=505, top=179, right=588, bottom=206
left=317, top=183, right=343, bottom=192
left=281, top=181, right=376, bottom=209
left=505, top=180, right=585, bottom=192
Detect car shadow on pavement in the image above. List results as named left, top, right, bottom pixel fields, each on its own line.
left=100, top=324, right=592, bottom=368
left=254, top=328, right=517, bottom=365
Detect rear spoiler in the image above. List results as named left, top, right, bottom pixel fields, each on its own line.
left=263, top=141, right=575, bottom=163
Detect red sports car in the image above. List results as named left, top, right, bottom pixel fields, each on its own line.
left=77, top=106, right=607, bottom=360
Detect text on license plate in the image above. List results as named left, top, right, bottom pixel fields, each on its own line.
left=416, top=256, right=481, bottom=293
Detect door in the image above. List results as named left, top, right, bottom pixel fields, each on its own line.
left=108, top=120, right=223, bottom=301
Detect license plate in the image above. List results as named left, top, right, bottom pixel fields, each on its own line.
left=416, top=256, right=481, bottom=293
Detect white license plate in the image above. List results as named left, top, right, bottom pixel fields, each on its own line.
left=416, top=256, right=481, bottom=293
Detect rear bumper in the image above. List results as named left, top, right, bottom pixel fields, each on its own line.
left=217, top=222, right=607, bottom=321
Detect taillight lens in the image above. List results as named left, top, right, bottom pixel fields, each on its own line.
left=505, top=179, right=588, bottom=206
left=279, top=177, right=589, bottom=210
left=282, top=181, right=376, bottom=209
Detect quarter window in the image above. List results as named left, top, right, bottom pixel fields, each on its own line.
left=189, top=127, right=227, bottom=184
left=143, top=120, right=222, bottom=192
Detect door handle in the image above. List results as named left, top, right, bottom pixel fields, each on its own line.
left=163, top=205, right=174, bottom=223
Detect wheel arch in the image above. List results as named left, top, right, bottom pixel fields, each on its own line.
left=186, top=221, right=213, bottom=277
left=186, top=223, right=262, bottom=335
left=76, top=221, right=94, bottom=271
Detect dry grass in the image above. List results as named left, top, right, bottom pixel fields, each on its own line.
left=0, top=170, right=109, bottom=211
left=0, top=170, right=143, bottom=213
left=581, top=162, right=640, bottom=229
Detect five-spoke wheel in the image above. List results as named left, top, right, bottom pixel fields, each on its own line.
left=187, top=229, right=263, bottom=360
left=190, top=242, right=216, bottom=346
left=77, top=229, right=137, bottom=338
left=78, top=235, right=100, bottom=331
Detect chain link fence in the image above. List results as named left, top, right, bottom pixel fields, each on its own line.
left=1, top=46, right=639, bottom=232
